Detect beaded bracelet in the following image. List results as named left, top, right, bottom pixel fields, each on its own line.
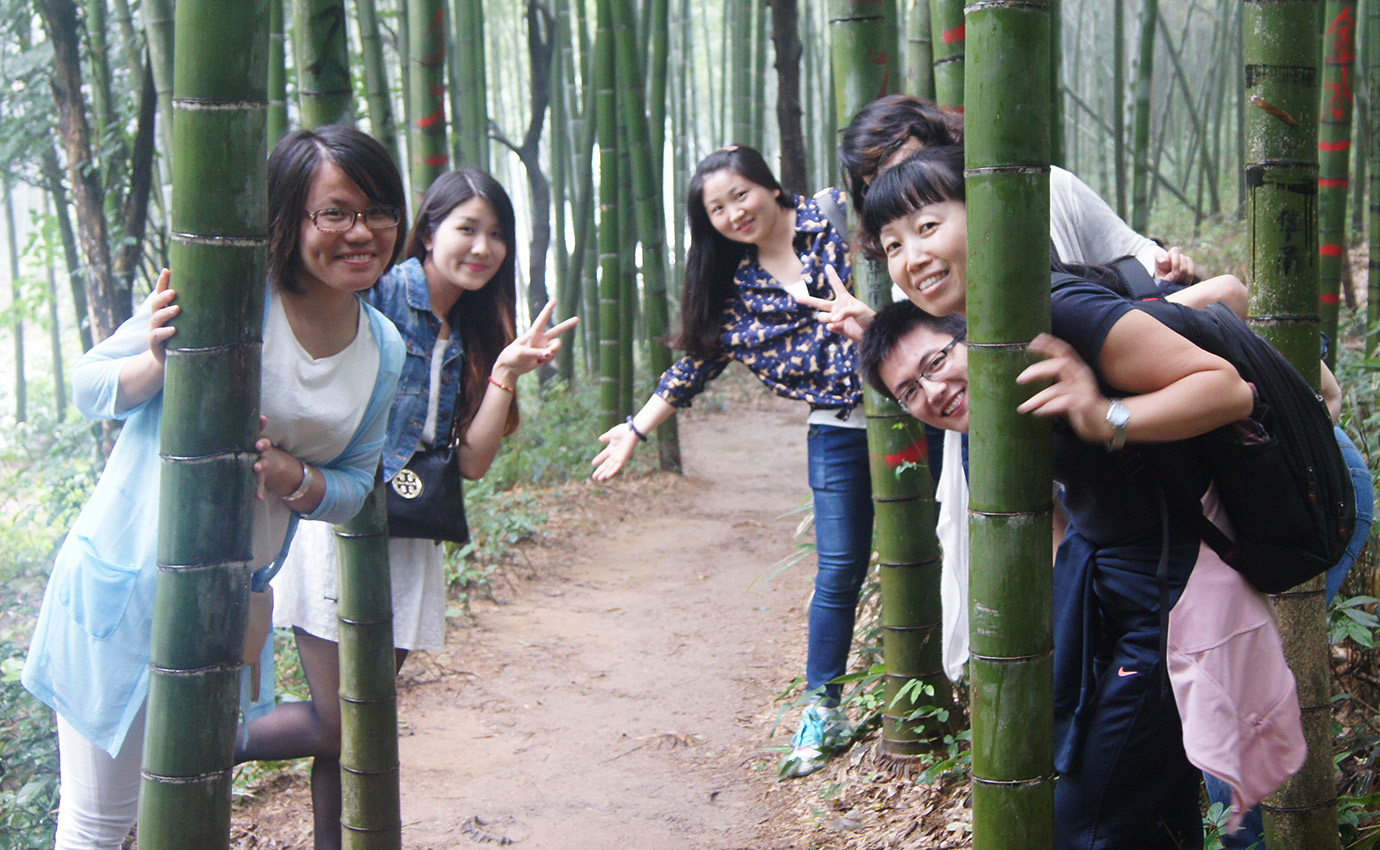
left=487, top=374, right=516, bottom=393
left=625, top=415, right=648, bottom=442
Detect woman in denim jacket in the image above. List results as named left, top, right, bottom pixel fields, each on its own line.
left=241, top=168, right=575, bottom=850
left=23, top=125, right=407, bottom=850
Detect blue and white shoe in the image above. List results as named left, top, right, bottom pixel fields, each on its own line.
left=779, top=703, right=849, bottom=779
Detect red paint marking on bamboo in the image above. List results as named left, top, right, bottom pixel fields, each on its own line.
left=943, top=25, right=965, bottom=43
left=1321, top=292, right=1342, bottom=305
left=417, top=109, right=445, bottom=129
left=1319, top=178, right=1349, bottom=188
left=883, top=438, right=929, bottom=468
left=424, top=155, right=450, bottom=167
left=1319, top=140, right=1351, bottom=152
left=1320, top=244, right=1344, bottom=257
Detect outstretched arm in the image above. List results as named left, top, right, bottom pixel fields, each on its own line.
left=460, top=301, right=579, bottom=480
left=591, top=394, right=677, bottom=481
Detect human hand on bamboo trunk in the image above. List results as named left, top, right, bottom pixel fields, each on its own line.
left=254, top=416, right=323, bottom=511
left=115, top=269, right=179, bottom=411
left=147, top=268, right=179, bottom=363
left=792, top=266, right=874, bottom=343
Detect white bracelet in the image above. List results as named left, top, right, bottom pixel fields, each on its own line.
left=284, top=461, right=314, bottom=502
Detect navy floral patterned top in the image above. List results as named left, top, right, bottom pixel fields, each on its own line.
left=654, top=190, right=861, bottom=412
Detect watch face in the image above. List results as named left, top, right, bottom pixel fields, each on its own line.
left=1107, top=400, right=1130, bottom=427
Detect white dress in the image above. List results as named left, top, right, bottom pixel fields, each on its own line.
left=272, top=334, right=449, bottom=651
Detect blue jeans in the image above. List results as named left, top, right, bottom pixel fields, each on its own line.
left=805, top=424, right=874, bottom=700
left=1205, top=426, right=1373, bottom=850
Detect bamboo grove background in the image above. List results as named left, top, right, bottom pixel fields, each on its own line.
left=0, top=0, right=1379, bottom=848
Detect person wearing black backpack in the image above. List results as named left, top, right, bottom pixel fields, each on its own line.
left=844, top=146, right=1257, bottom=849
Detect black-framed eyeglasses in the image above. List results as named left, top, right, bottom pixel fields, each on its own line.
left=895, top=333, right=964, bottom=408
left=306, top=206, right=402, bottom=233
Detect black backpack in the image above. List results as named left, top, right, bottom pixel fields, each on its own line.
left=1052, top=260, right=1356, bottom=593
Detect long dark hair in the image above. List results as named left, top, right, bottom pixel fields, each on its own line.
left=858, top=144, right=966, bottom=262
left=839, top=95, right=964, bottom=213
left=678, top=145, right=794, bottom=358
left=267, top=125, right=407, bottom=294
left=407, top=168, right=520, bottom=438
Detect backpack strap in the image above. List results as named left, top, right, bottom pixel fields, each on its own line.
left=813, top=188, right=848, bottom=237
left=1110, top=256, right=1163, bottom=302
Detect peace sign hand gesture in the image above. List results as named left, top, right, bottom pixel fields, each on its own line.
left=490, top=301, right=579, bottom=385
left=790, top=266, right=875, bottom=343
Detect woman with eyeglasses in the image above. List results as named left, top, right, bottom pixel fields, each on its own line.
left=589, top=145, right=865, bottom=779
left=22, top=124, right=408, bottom=850
left=240, top=167, right=575, bottom=850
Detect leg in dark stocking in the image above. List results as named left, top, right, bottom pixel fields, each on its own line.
left=235, top=629, right=344, bottom=850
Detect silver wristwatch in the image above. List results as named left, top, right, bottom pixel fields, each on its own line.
left=1105, top=398, right=1130, bottom=452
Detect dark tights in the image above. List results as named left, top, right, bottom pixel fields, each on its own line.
left=235, top=628, right=408, bottom=850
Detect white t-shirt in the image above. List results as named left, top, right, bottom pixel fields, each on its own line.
left=251, top=291, right=377, bottom=569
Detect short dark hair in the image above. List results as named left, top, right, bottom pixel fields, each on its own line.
left=406, top=168, right=520, bottom=438
left=859, top=300, right=967, bottom=398
left=858, top=145, right=965, bottom=262
left=838, top=95, right=964, bottom=213
left=677, top=145, right=794, bottom=358
left=267, top=125, right=407, bottom=294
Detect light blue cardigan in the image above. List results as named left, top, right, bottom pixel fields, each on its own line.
left=22, top=287, right=404, bottom=756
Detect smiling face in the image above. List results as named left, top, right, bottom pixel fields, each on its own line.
left=423, top=196, right=508, bottom=294
left=878, top=323, right=970, bottom=433
left=296, top=160, right=398, bottom=296
left=878, top=199, right=969, bottom=317
left=700, top=168, right=786, bottom=246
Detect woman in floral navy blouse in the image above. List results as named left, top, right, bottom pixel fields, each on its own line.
left=591, top=145, right=865, bottom=778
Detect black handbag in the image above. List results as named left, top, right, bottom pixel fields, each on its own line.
left=386, top=429, right=470, bottom=543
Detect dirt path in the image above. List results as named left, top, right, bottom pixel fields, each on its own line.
left=235, top=375, right=832, bottom=849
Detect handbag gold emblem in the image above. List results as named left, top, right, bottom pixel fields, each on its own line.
left=391, top=468, right=425, bottom=499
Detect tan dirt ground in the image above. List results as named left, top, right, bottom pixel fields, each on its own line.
left=227, top=368, right=968, bottom=850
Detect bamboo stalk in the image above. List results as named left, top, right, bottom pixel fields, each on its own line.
left=1242, top=3, right=1343, bottom=846
left=293, top=0, right=354, bottom=128
left=966, top=0, right=1055, bottom=844
left=137, top=2, right=268, bottom=846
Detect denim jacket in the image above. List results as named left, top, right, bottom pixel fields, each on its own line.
left=367, top=257, right=466, bottom=481
left=23, top=286, right=404, bottom=756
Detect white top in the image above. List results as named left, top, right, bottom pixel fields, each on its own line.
left=420, top=334, right=449, bottom=446
left=251, top=291, right=377, bottom=568
left=1049, top=166, right=1161, bottom=273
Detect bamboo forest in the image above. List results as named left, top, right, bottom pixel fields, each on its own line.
left=3, top=0, right=1380, bottom=848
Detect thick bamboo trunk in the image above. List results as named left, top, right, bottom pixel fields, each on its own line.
left=268, top=0, right=287, bottom=145
left=930, top=0, right=964, bottom=108
left=1318, top=0, right=1358, bottom=363
left=966, top=0, right=1055, bottom=846
left=906, top=0, right=936, bottom=99
left=293, top=0, right=354, bottom=128
left=1242, top=4, right=1343, bottom=848
left=453, top=0, right=490, bottom=169
left=612, top=0, right=681, bottom=472
left=595, top=0, right=620, bottom=429
left=830, top=0, right=953, bottom=758
left=136, top=2, right=268, bottom=847
left=335, top=483, right=401, bottom=850
left=357, top=0, right=401, bottom=163
left=408, top=0, right=449, bottom=205
left=1370, top=0, right=1380, bottom=352
left=774, top=0, right=808, bottom=195
left=1130, top=0, right=1157, bottom=232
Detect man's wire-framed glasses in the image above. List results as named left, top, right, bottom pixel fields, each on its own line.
left=896, top=332, right=965, bottom=408
left=306, top=206, right=402, bottom=232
